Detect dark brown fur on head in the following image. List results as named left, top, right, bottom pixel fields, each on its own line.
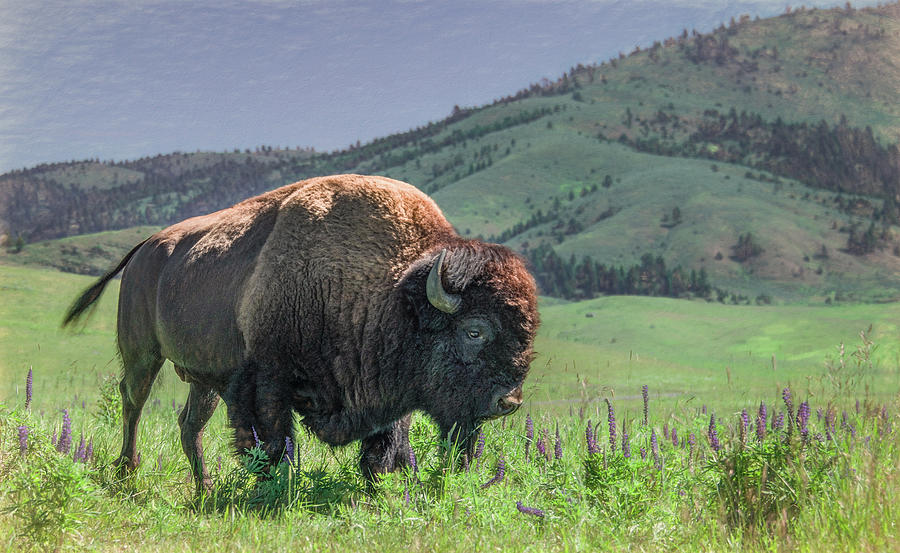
left=398, top=239, right=539, bottom=455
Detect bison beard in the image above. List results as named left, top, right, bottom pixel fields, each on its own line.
left=62, top=174, right=538, bottom=491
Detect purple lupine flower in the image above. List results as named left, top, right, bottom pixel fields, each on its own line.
left=404, top=483, right=411, bottom=506
left=640, top=447, right=647, bottom=460
left=816, top=408, right=824, bottom=422
left=538, top=429, right=550, bottom=460
left=554, top=424, right=562, bottom=460
left=840, top=411, right=849, bottom=432
left=702, top=405, right=707, bottom=415
left=773, top=412, right=785, bottom=432
left=757, top=402, right=768, bottom=442
left=57, top=409, right=72, bottom=454
left=251, top=426, right=261, bottom=448
left=687, top=432, right=696, bottom=464
left=25, top=368, right=33, bottom=410
left=74, top=432, right=87, bottom=463
left=855, top=399, right=860, bottom=415
left=605, top=399, right=617, bottom=454
left=482, top=458, right=506, bottom=489
left=51, top=429, right=57, bottom=449
left=642, top=385, right=649, bottom=426
left=474, top=430, right=485, bottom=460
left=741, top=409, right=750, bottom=438
left=782, top=387, right=794, bottom=434
left=283, top=436, right=294, bottom=465
left=797, top=401, right=810, bottom=442
left=585, top=420, right=598, bottom=455
left=516, top=501, right=545, bottom=517
left=663, top=423, right=669, bottom=442
left=524, top=415, right=533, bottom=460
left=651, top=428, right=662, bottom=469
left=408, top=444, right=418, bottom=474
left=621, top=421, right=631, bottom=459
left=86, top=438, right=93, bottom=464
left=18, top=426, right=28, bottom=456
left=671, top=428, right=678, bottom=448
left=707, top=414, right=721, bottom=453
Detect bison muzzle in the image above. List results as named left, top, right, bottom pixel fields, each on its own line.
left=62, top=174, right=539, bottom=490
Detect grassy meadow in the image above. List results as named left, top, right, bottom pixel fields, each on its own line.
left=1, top=263, right=899, bottom=551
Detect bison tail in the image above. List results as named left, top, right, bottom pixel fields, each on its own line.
left=61, top=239, right=148, bottom=328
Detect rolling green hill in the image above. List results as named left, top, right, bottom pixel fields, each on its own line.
left=3, top=3, right=900, bottom=302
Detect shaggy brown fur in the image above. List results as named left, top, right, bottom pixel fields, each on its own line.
left=63, top=174, right=539, bottom=489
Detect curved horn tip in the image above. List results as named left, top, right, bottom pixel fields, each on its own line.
left=426, top=249, right=462, bottom=314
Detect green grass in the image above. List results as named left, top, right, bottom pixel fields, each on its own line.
left=2, top=264, right=900, bottom=551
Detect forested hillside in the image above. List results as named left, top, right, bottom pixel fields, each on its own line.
left=3, top=2, right=899, bottom=302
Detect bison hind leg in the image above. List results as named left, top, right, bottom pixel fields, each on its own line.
left=359, top=414, right=412, bottom=484
left=116, top=352, right=164, bottom=476
left=178, top=380, right=220, bottom=493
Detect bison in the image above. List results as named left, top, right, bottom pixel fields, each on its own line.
left=63, top=174, right=539, bottom=489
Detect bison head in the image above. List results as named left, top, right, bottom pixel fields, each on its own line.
left=400, top=242, right=539, bottom=459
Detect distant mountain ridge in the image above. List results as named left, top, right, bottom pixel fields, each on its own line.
left=3, top=2, right=900, bottom=302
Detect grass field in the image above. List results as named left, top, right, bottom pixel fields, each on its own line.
left=1, top=263, right=899, bottom=551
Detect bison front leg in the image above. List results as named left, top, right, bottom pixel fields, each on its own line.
left=178, top=381, right=220, bottom=493
left=225, top=365, right=295, bottom=468
left=359, top=414, right=412, bottom=483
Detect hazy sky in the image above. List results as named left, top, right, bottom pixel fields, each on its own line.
left=0, top=1, right=881, bottom=173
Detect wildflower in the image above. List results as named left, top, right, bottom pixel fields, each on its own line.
left=537, top=429, right=549, bottom=460
left=797, top=401, right=810, bottom=442
left=474, top=430, right=485, bottom=460
left=86, top=437, right=93, bottom=464
left=585, top=420, right=598, bottom=455
left=671, top=428, right=678, bottom=448
left=554, top=424, right=562, bottom=460
left=773, top=412, right=784, bottom=432
left=621, top=421, right=631, bottom=459
left=25, top=368, right=33, bottom=410
left=51, top=429, right=57, bottom=448
left=687, top=432, right=696, bottom=465
left=651, top=428, right=662, bottom=469
left=702, top=404, right=707, bottom=415
left=707, top=414, right=721, bottom=453
left=663, top=423, right=669, bottom=441
left=642, top=384, right=649, bottom=425
left=57, top=409, right=72, bottom=454
left=516, top=501, right=545, bottom=518
left=404, top=483, right=411, bottom=506
left=524, top=414, right=533, bottom=460
left=855, top=399, right=860, bottom=414
left=756, top=402, right=767, bottom=442
left=482, top=458, right=506, bottom=489
left=606, top=398, right=617, bottom=454
left=74, top=432, right=87, bottom=463
left=816, top=407, right=823, bottom=422
left=782, top=387, right=794, bottom=435
left=640, top=447, right=647, bottom=460
left=739, top=409, right=748, bottom=447
left=18, top=426, right=28, bottom=456
left=408, top=444, right=418, bottom=474
left=283, top=436, right=294, bottom=465
left=251, top=426, right=261, bottom=448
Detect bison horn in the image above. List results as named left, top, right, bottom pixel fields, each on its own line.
left=426, top=249, right=461, bottom=314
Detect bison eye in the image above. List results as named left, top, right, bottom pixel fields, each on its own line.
left=467, top=329, right=481, bottom=339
